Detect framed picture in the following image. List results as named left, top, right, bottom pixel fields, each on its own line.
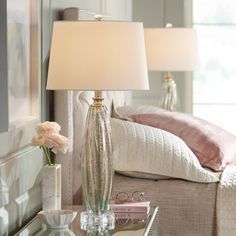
left=0, top=0, right=41, bottom=158
left=0, top=1, right=8, bottom=133
left=0, top=0, right=41, bottom=133
left=7, top=0, right=41, bottom=125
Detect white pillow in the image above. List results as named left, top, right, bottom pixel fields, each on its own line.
left=111, top=118, right=219, bottom=183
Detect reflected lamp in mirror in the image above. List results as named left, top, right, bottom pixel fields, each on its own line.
left=46, top=21, right=149, bottom=229
left=145, top=24, right=199, bottom=111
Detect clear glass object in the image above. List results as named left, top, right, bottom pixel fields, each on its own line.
left=80, top=91, right=115, bottom=229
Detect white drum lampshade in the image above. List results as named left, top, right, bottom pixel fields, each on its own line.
left=47, top=21, right=149, bottom=91
left=145, top=28, right=199, bottom=71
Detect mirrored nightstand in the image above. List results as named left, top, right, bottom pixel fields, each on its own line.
left=15, top=205, right=159, bottom=236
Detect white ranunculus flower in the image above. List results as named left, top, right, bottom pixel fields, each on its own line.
left=32, top=135, right=46, bottom=146
left=44, top=133, right=69, bottom=154
left=32, top=121, right=69, bottom=165
left=36, top=121, right=61, bottom=135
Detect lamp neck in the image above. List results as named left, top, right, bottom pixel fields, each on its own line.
left=92, top=91, right=104, bottom=107
left=164, top=72, right=174, bottom=82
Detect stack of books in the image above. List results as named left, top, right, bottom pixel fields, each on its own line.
left=109, top=201, right=150, bottom=220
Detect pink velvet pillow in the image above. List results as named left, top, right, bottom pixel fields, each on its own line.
left=128, top=111, right=236, bottom=171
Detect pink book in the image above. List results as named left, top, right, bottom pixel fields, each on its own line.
left=109, top=201, right=150, bottom=213
left=114, top=211, right=149, bottom=220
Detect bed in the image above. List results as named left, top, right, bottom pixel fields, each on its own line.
left=55, top=90, right=236, bottom=236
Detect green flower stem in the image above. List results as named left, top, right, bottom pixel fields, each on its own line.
left=53, top=153, right=57, bottom=165
left=41, top=145, right=52, bottom=166
left=46, top=147, right=50, bottom=160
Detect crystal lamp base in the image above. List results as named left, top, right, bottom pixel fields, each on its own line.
left=80, top=210, right=115, bottom=232
left=160, top=72, right=179, bottom=111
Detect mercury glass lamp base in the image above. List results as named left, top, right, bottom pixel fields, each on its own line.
left=80, top=210, right=115, bottom=232
left=159, top=72, right=179, bottom=111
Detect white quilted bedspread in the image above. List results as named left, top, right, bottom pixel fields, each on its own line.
left=217, top=164, right=236, bottom=236
left=111, top=119, right=236, bottom=234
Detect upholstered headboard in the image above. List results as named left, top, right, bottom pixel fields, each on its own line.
left=55, top=90, right=126, bottom=204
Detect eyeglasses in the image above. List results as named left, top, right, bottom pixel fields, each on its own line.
left=112, top=191, right=145, bottom=204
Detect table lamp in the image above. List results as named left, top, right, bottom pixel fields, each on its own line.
left=145, top=24, right=199, bottom=111
left=47, top=21, right=149, bottom=228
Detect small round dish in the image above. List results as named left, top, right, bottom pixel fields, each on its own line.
left=38, top=210, right=77, bottom=229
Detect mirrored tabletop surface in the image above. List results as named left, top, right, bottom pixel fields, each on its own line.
left=15, top=206, right=159, bottom=236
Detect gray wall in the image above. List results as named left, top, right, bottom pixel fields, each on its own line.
left=132, top=0, right=193, bottom=113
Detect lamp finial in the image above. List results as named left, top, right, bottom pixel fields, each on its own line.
left=166, top=23, right=173, bottom=28
left=94, top=14, right=102, bottom=21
